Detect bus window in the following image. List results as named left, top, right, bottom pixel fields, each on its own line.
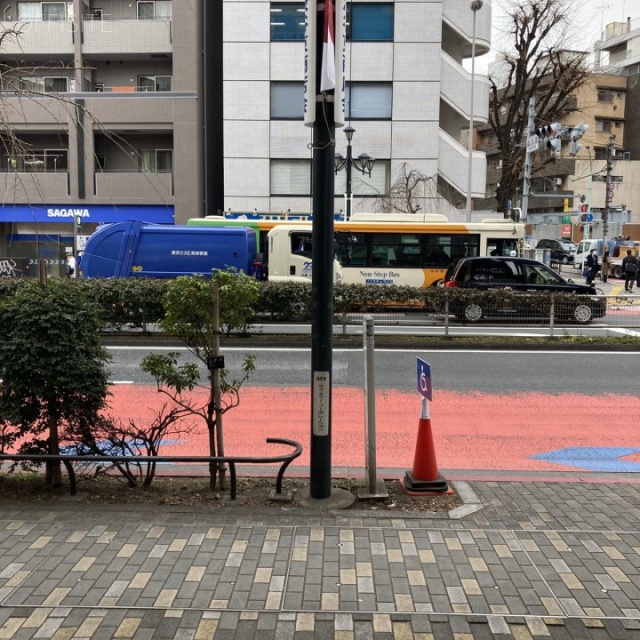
left=336, top=233, right=366, bottom=266
left=291, top=233, right=312, bottom=257
left=488, top=238, right=518, bottom=256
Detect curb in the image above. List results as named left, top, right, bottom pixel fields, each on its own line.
left=101, top=333, right=640, bottom=351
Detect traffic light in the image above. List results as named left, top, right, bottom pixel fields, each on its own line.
left=579, top=203, right=589, bottom=224
left=534, top=125, right=551, bottom=149
left=568, top=123, right=589, bottom=156
left=547, top=123, right=563, bottom=156
left=535, top=123, right=563, bottom=155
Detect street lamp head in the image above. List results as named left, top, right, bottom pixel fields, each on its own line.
left=470, top=0, right=483, bottom=11
left=355, top=153, right=376, bottom=175
left=343, top=125, right=355, bottom=143
left=334, top=152, right=346, bottom=173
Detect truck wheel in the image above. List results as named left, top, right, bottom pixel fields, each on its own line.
left=612, top=265, right=623, bottom=279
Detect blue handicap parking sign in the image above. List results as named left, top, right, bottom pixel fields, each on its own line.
left=417, top=358, right=432, bottom=401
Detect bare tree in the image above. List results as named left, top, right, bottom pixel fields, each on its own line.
left=487, top=0, right=590, bottom=214
left=365, top=163, right=461, bottom=216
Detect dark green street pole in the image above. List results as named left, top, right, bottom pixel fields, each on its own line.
left=309, top=0, right=337, bottom=499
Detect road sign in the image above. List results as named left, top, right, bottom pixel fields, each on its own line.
left=526, top=134, right=539, bottom=153
left=417, top=358, right=432, bottom=401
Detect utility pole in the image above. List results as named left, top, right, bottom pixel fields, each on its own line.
left=603, top=135, right=615, bottom=252
left=520, top=97, right=536, bottom=223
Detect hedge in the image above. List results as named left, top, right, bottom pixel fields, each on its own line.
left=0, top=277, right=601, bottom=331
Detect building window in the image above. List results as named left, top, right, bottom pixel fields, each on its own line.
left=20, top=76, right=69, bottom=92
left=595, top=120, right=614, bottom=133
left=270, top=159, right=311, bottom=195
left=139, top=149, right=172, bottom=173
left=269, top=81, right=392, bottom=120
left=335, top=159, right=390, bottom=196
left=138, top=1, right=172, bottom=20
left=138, top=75, right=172, bottom=91
left=18, top=2, right=70, bottom=21
left=270, top=82, right=304, bottom=119
left=346, top=82, right=392, bottom=119
left=347, top=3, right=394, bottom=42
left=270, top=3, right=305, bottom=41
left=597, top=89, right=613, bottom=102
left=594, top=147, right=607, bottom=160
left=5, top=150, right=68, bottom=172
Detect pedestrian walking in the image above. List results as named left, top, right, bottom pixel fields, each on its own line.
left=601, top=250, right=611, bottom=283
left=585, top=249, right=599, bottom=285
left=622, top=249, right=638, bottom=292
left=65, top=251, right=77, bottom=278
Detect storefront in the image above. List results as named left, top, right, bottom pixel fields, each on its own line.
left=0, top=204, right=174, bottom=278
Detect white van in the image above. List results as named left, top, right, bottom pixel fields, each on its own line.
left=574, top=239, right=640, bottom=279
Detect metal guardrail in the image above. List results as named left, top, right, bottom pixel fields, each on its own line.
left=334, top=293, right=640, bottom=336
left=0, top=438, right=303, bottom=500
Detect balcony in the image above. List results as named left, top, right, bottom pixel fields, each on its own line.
left=442, top=0, right=491, bottom=57
left=0, top=171, right=69, bottom=201
left=94, top=172, right=173, bottom=202
left=82, top=19, right=172, bottom=57
left=0, top=20, right=73, bottom=57
left=440, top=52, right=489, bottom=125
left=438, top=129, right=486, bottom=198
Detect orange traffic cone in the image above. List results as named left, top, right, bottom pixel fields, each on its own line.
left=403, top=400, right=449, bottom=494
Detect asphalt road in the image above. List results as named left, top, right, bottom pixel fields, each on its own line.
left=106, top=345, right=639, bottom=395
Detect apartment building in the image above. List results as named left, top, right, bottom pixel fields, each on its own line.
left=477, top=71, right=635, bottom=238
left=0, top=0, right=491, bottom=271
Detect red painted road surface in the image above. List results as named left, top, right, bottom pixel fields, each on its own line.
left=111, top=386, right=640, bottom=473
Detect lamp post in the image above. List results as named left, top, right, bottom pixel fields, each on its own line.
left=465, top=0, right=483, bottom=222
left=335, top=126, right=375, bottom=220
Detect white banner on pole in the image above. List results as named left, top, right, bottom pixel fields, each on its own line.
left=304, top=0, right=346, bottom=127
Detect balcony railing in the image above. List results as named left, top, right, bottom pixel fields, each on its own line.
left=94, top=172, right=173, bottom=201
left=440, top=52, right=490, bottom=124
left=0, top=171, right=69, bottom=200
left=442, top=0, right=492, bottom=55
left=438, top=129, right=486, bottom=198
left=82, top=18, right=172, bottom=55
left=0, top=20, right=73, bottom=56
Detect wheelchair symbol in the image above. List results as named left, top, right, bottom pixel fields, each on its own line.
left=417, top=358, right=432, bottom=401
left=420, top=372, right=429, bottom=394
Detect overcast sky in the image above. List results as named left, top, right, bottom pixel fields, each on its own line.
left=475, top=0, right=640, bottom=73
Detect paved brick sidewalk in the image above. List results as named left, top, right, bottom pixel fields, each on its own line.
left=0, top=479, right=638, bottom=639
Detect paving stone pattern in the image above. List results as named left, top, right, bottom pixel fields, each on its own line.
left=0, top=480, right=638, bottom=638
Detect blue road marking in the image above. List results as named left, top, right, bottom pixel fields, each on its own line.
left=531, top=447, right=640, bottom=472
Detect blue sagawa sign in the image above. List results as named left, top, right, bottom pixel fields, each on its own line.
left=0, top=204, right=174, bottom=224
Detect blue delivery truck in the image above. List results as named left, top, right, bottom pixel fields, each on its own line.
left=79, top=221, right=263, bottom=279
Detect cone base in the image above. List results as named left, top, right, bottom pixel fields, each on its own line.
left=402, top=471, right=449, bottom=494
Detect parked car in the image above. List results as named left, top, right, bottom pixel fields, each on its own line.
left=441, top=256, right=606, bottom=324
left=536, top=239, right=575, bottom=264
left=561, top=241, right=577, bottom=255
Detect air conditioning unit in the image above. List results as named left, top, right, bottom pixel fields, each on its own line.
left=623, top=151, right=631, bottom=160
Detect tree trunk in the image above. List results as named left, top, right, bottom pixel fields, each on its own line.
left=211, top=281, right=226, bottom=491
left=45, top=414, right=62, bottom=488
